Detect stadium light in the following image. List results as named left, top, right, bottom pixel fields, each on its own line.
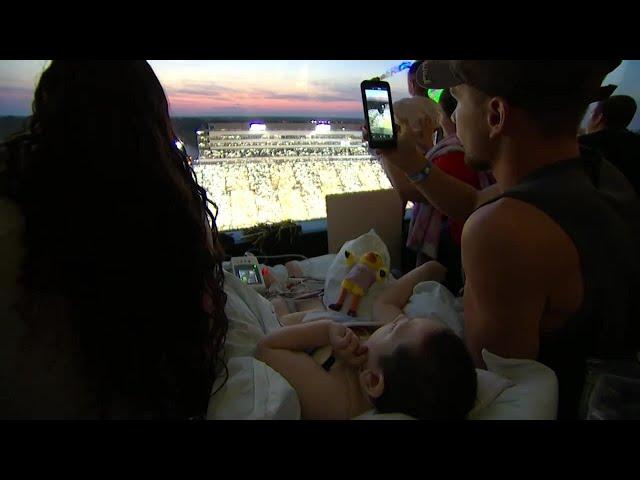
left=249, top=123, right=267, bottom=133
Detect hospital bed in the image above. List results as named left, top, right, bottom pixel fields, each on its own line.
left=209, top=230, right=559, bottom=420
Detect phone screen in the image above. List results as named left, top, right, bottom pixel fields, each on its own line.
left=364, top=87, right=394, bottom=144
left=234, top=264, right=262, bottom=285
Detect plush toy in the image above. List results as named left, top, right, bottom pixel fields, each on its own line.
left=328, top=250, right=388, bottom=317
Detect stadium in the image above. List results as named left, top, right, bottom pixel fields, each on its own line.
left=193, top=121, right=392, bottom=231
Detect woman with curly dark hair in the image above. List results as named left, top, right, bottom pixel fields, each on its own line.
left=0, top=61, right=228, bottom=419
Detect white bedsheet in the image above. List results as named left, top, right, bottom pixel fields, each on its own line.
left=206, top=272, right=301, bottom=420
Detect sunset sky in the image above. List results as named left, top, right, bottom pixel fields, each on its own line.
left=0, top=60, right=413, bottom=117
left=0, top=60, right=638, bottom=128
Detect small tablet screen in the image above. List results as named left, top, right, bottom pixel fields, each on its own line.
left=234, top=264, right=263, bottom=286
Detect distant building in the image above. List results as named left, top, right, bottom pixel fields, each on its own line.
left=196, top=120, right=369, bottom=162
left=192, top=120, right=392, bottom=231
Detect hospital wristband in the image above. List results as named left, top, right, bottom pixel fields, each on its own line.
left=406, top=162, right=432, bottom=184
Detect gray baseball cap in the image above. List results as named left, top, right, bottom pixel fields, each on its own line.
left=416, top=60, right=621, bottom=105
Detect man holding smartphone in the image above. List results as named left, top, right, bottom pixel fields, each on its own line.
left=375, top=60, right=640, bottom=419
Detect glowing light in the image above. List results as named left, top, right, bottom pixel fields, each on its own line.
left=249, top=123, right=267, bottom=132
left=428, top=88, right=444, bottom=103
left=314, top=124, right=331, bottom=133
left=377, top=60, right=414, bottom=80
left=196, top=130, right=204, bottom=135
left=175, top=140, right=184, bottom=150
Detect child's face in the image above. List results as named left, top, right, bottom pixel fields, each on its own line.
left=364, top=316, right=443, bottom=369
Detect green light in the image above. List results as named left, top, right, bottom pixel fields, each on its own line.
left=427, top=88, right=444, bottom=103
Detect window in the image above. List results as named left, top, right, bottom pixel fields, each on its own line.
left=148, top=60, right=413, bottom=231
left=5, top=60, right=637, bottom=232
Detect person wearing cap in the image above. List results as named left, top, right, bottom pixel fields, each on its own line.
left=579, top=95, right=640, bottom=194
left=374, top=60, right=640, bottom=419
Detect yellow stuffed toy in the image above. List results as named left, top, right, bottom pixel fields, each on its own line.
left=328, top=250, right=388, bottom=317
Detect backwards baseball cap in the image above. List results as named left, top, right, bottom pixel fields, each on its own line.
left=415, top=60, right=621, bottom=106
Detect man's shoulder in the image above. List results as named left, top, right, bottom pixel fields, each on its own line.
left=465, top=197, right=560, bottom=253
left=468, top=196, right=546, bottom=231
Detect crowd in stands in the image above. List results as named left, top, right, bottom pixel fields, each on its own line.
left=194, top=157, right=391, bottom=230
left=199, top=145, right=369, bottom=160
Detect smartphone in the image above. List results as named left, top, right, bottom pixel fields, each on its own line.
left=361, top=80, right=397, bottom=149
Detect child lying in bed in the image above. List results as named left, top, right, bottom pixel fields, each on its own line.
left=256, top=261, right=478, bottom=420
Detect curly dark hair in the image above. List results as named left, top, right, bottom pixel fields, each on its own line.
left=3, top=61, right=229, bottom=419
left=371, top=328, right=478, bottom=420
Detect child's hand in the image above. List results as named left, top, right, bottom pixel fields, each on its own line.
left=329, top=323, right=368, bottom=367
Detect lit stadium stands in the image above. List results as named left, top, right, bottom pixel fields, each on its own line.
left=193, top=122, right=392, bottom=231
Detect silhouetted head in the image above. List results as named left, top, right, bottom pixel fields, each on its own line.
left=393, top=96, right=441, bottom=152
left=4, top=61, right=229, bottom=418
left=587, top=95, right=638, bottom=133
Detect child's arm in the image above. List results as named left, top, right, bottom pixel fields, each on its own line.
left=258, top=319, right=333, bottom=351
left=372, top=261, right=447, bottom=324
left=255, top=321, right=357, bottom=419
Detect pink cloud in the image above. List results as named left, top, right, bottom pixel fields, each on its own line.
left=167, top=92, right=361, bottom=116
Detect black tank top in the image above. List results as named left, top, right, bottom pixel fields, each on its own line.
left=478, top=149, right=640, bottom=419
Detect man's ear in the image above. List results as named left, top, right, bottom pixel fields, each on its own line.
left=487, top=97, right=508, bottom=139
left=359, top=368, right=385, bottom=399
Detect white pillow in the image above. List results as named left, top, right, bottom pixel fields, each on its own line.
left=468, top=350, right=558, bottom=420
left=323, top=229, right=395, bottom=320
left=403, top=281, right=465, bottom=338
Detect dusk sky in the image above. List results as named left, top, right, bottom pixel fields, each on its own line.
left=0, top=60, right=413, bottom=118
left=0, top=60, right=639, bottom=128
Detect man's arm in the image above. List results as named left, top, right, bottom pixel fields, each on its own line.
left=373, top=120, right=502, bottom=221
left=461, top=201, right=547, bottom=368
left=372, top=261, right=447, bottom=324
left=381, top=145, right=502, bottom=222
left=379, top=155, right=427, bottom=204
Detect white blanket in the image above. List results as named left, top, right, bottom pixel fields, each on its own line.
left=206, top=272, right=301, bottom=420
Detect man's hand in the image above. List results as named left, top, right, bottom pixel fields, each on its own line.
left=363, top=119, right=427, bottom=175
left=329, top=323, right=368, bottom=367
